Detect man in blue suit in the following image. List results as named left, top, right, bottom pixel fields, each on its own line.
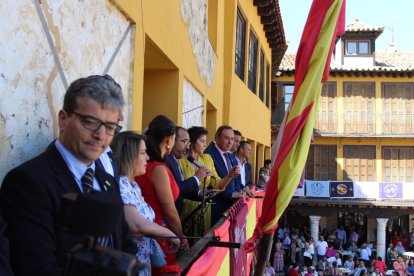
left=204, top=125, right=243, bottom=226
left=164, top=126, right=210, bottom=214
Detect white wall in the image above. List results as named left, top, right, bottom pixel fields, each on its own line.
left=0, top=0, right=135, bottom=183
left=182, top=79, right=204, bottom=128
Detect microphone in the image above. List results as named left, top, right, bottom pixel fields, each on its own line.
left=187, top=156, right=204, bottom=168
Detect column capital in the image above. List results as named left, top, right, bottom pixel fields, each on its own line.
left=310, top=215, right=322, bottom=223
left=376, top=218, right=388, bottom=225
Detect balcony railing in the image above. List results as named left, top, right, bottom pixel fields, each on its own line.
left=314, top=113, right=414, bottom=136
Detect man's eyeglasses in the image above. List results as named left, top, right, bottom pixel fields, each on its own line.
left=69, top=111, right=122, bottom=136
left=179, top=139, right=190, bottom=145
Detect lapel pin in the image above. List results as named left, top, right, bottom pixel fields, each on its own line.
left=105, top=180, right=111, bottom=188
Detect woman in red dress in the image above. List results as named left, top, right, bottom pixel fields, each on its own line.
left=391, top=231, right=401, bottom=247
left=135, top=115, right=189, bottom=274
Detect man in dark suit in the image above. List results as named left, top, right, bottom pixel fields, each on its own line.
left=235, top=141, right=255, bottom=195
left=204, top=125, right=243, bottom=226
left=0, top=218, right=12, bottom=276
left=0, top=75, right=136, bottom=275
left=164, top=126, right=210, bottom=213
left=232, top=129, right=242, bottom=154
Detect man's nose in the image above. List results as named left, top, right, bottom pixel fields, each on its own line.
left=93, top=124, right=106, bottom=140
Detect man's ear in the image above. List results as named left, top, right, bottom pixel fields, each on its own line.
left=58, top=109, right=68, bottom=129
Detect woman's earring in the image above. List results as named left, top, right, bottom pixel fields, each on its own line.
left=166, top=145, right=171, bottom=149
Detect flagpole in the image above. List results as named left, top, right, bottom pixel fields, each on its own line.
left=253, top=233, right=274, bottom=276
left=244, top=1, right=345, bottom=275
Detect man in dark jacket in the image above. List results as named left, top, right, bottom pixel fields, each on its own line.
left=0, top=75, right=136, bottom=275
left=164, top=126, right=210, bottom=213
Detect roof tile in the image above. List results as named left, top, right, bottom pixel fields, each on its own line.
left=345, top=18, right=384, bottom=33
left=278, top=46, right=414, bottom=73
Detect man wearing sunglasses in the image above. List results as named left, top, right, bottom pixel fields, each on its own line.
left=0, top=75, right=136, bottom=275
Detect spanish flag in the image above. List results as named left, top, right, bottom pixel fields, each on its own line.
left=245, top=0, right=346, bottom=251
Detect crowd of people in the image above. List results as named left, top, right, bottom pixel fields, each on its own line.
left=0, top=75, right=268, bottom=275
left=263, top=223, right=414, bottom=276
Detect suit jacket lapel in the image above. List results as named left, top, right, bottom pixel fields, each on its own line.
left=165, top=155, right=181, bottom=183
left=208, top=143, right=227, bottom=178
left=94, top=164, right=117, bottom=194
left=45, top=143, right=81, bottom=193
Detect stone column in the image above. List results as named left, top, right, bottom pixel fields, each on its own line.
left=310, top=216, right=321, bottom=242
left=376, top=218, right=388, bottom=261
left=310, top=216, right=321, bottom=266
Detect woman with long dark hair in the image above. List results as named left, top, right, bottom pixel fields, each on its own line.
left=135, top=115, right=189, bottom=273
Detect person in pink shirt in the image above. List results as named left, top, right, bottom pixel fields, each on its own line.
left=393, top=255, right=408, bottom=276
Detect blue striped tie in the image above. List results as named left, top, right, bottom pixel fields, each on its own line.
left=81, top=168, right=114, bottom=248
left=81, top=168, right=94, bottom=193
left=224, top=153, right=233, bottom=173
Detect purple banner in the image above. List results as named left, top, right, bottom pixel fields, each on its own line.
left=379, top=182, right=403, bottom=198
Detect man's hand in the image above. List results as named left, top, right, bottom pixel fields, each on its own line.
left=194, top=167, right=211, bottom=182
left=166, top=237, right=181, bottom=254
left=180, top=238, right=189, bottom=250
left=231, top=191, right=244, bottom=199
left=198, top=188, right=220, bottom=199
left=228, top=166, right=240, bottom=178
left=243, top=187, right=255, bottom=198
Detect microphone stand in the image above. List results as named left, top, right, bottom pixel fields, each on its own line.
left=199, top=176, right=207, bottom=237
left=198, top=176, right=215, bottom=237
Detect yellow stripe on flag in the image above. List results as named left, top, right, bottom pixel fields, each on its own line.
left=263, top=0, right=344, bottom=233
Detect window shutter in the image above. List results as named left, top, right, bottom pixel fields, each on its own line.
left=344, top=146, right=375, bottom=181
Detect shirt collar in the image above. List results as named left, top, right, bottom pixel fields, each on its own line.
left=214, top=143, right=229, bottom=156
left=55, top=139, right=95, bottom=184
left=236, top=156, right=247, bottom=165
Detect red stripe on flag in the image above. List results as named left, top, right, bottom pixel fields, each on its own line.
left=258, top=103, right=314, bottom=233
left=273, top=103, right=314, bottom=170
left=244, top=0, right=346, bottom=254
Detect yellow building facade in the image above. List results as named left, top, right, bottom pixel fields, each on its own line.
left=113, top=0, right=286, bottom=180
left=275, top=19, right=414, bottom=185
left=273, top=19, right=414, bottom=252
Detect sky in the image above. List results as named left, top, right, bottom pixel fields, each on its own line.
left=279, top=0, right=414, bottom=53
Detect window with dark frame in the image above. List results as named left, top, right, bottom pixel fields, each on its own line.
left=284, top=84, right=294, bottom=111
left=345, top=40, right=370, bottom=55
left=247, top=31, right=258, bottom=93
left=235, top=8, right=246, bottom=81
left=266, top=63, right=270, bottom=107
left=306, top=145, right=337, bottom=181
left=259, top=50, right=264, bottom=101
left=271, top=82, right=294, bottom=126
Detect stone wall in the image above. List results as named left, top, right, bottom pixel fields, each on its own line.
left=182, top=79, right=204, bottom=128
left=0, top=0, right=135, bottom=183
left=181, top=0, right=215, bottom=87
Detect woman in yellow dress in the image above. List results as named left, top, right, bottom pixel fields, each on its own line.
left=179, top=126, right=235, bottom=230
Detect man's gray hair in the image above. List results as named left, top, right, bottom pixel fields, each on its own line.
left=63, top=75, right=125, bottom=113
